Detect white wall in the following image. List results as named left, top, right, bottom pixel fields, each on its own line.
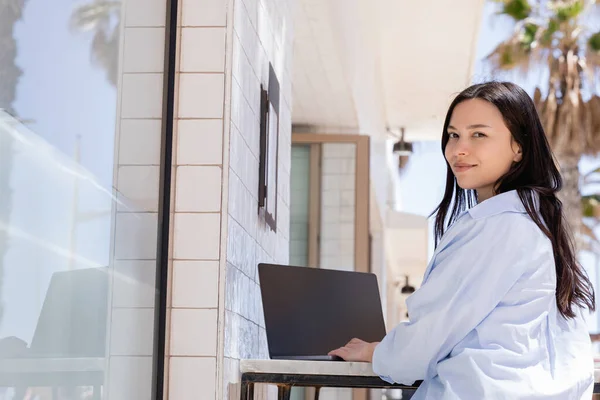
left=223, top=0, right=295, bottom=397
left=167, top=0, right=228, bottom=399
left=108, top=0, right=167, bottom=398
left=166, top=0, right=295, bottom=399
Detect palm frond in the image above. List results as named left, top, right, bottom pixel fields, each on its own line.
left=549, top=0, right=587, bottom=22
left=89, top=27, right=119, bottom=86
left=585, top=31, right=600, bottom=70
left=581, top=220, right=600, bottom=252
left=540, top=18, right=560, bottom=47
left=534, top=82, right=558, bottom=140
left=589, top=31, right=600, bottom=51
left=585, top=95, right=600, bottom=153
left=70, top=0, right=121, bottom=87
left=535, top=48, right=600, bottom=157
left=492, top=0, right=532, bottom=21
left=485, top=23, right=545, bottom=74
left=576, top=57, right=597, bottom=94
left=70, top=1, right=120, bottom=32
left=585, top=167, right=600, bottom=177
left=582, top=194, right=600, bottom=217
left=552, top=66, right=586, bottom=155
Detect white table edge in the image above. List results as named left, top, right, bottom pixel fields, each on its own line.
left=241, top=359, right=600, bottom=383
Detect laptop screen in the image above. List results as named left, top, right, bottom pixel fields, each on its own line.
left=258, top=263, right=387, bottom=359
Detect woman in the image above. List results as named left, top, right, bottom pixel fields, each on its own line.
left=329, top=82, right=596, bottom=399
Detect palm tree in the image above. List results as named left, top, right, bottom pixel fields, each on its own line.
left=70, top=0, right=121, bottom=87
left=486, top=0, right=600, bottom=245
left=0, top=0, right=27, bottom=325
left=581, top=166, right=600, bottom=250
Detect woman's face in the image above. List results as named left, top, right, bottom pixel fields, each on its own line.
left=444, top=99, right=522, bottom=202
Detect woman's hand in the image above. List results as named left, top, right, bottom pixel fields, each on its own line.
left=328, top=338, right=380, bottom=362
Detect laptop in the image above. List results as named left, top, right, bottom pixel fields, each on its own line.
left=28, top=267, right=109, bottom=357
left=258, top=263, right=387, bottom=361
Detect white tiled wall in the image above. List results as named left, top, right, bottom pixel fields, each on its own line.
left=108, top=0, right=167, bottom=398
left=167, top=0, right=227, bottom=394
left=224, top=0, right=294, bottom=398
left=320, top=143, right=356, bottom=272
left=121, top=74, right=164, bottom=118
left=177, top=119, right=224, bottom=164
left=178, top=73, right=225, bottom=118
left=172, top=260, right=219, bottom=308
left=167, top=0, right=294, bottom=398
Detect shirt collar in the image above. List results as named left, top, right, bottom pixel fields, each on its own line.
left=467, top=190, right=528, bottom=220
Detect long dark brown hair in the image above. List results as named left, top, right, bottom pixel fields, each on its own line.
left=432, top=81, right=595, bottom=319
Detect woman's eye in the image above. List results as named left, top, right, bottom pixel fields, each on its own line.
left=447, top=132, right=458, bottom=139
left=473, top=132, right=487, bottom=138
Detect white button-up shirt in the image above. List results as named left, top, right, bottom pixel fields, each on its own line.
left=373, top=190, right=594, bottom=399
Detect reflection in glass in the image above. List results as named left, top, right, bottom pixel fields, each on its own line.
left=0, top=0, right=160, bottom=398
left=0, top=0, right=25, bottom=332
left=0, top=110, right=116, bottom=399
left=70, top=1, right=121, bottom=87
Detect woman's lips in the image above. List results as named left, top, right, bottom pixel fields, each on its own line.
left=453, top=163, right=476, bottom=173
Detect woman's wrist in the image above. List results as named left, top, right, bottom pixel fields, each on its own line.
left=368, top=341, right=380, bottom=362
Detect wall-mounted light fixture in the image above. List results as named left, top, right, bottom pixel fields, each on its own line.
left=392, top=127, right=412, bottom=156
left=400, top=274, right=415, bottom=294
left=389, top=126, right=413, bottom=170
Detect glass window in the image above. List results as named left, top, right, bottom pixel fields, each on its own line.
left=0, top=1, right=165, bottom=399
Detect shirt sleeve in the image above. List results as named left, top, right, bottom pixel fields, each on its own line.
left=372, top=214, right=537, bottom=385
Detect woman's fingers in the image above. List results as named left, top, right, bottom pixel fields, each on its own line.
left=329, top=339, right=369, bottom=361
left=346, top=338, right=364, bottom=347
left=330, top=340, right=378, bottom=362
left=328, top=347, right=348, bottom=358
